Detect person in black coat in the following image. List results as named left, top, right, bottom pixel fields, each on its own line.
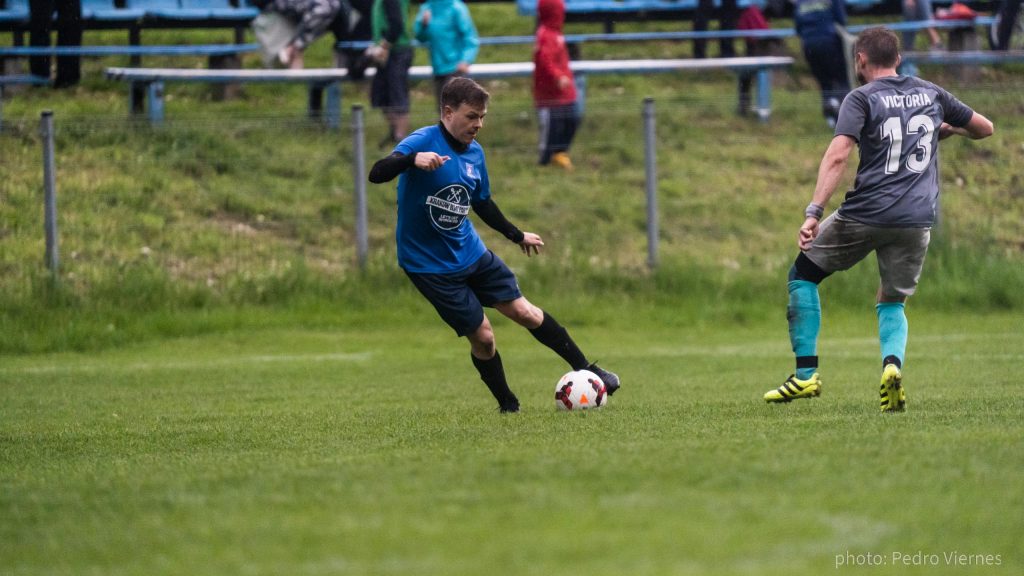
left=29, top=0, right=82, bottom=88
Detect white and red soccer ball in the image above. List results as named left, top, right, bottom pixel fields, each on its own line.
left=555, top=369, right=607, bottom=411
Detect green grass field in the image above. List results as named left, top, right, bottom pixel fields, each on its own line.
left=2, top=305, right=1021, bottom=575
left=3, top=5, right=1023, bottom=573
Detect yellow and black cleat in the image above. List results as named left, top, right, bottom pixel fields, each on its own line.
left=764, top=373, right=822, bottom=403
left=880, top=364, right=907, bottom=413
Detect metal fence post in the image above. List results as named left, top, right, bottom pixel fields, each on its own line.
left=642, top=97, right=658, bottom=269
left=352, top=104, right=368, bottom=270
left=40, top=110, right=60, bottom=279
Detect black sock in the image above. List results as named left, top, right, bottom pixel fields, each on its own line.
left=528, top=311, right=589, bottom=370
left=471, top=350, right=519, bottom=410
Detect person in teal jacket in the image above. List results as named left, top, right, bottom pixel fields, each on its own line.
left=414, top=0, right=480, bottom=110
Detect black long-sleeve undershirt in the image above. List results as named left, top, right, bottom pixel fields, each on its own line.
left=368, top=152, right=414, bottom=183
left=472, top=197, right=525, bottom=244
left=367, top=152, right=524, bottom=243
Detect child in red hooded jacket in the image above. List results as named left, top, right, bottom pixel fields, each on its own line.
left=533, top=0, right=579, bottom=170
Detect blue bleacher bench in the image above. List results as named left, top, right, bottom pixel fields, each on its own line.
left=0, top=0, right=27, bottom=34
left=0, top=43, right=259, bottom=57
left=0, top=0, right=258, bottom=33
left=0, top=43, right=259, bottom=94
left=337, top=17, right=997, bottom=53
left=846, top=16, right=996, bottom=34
left=337, top=28, right=798, bottom=52
left=128, top=0, right=258, bottom=24
left=105, top=56, right=795, bottom=127
left=901, top=49, right=1024, bottom=65
left=514, top=0, right=891, bottom=28
left=81, top=0, right=145, bottom=23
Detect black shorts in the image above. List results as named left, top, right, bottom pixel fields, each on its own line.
left=370, top=46, right=413, bottom=113
left=405, top=250, right=523, bottom=337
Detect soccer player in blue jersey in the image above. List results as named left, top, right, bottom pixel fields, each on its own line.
left=368, top=77, right=620, bottom=413
left=763, top=27, right=993, bottom=411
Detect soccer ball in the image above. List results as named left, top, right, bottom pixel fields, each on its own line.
left=555, top=369, right=607, bottom=411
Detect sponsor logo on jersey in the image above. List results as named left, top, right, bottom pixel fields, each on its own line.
left=426, top=185, right=471, bottom=230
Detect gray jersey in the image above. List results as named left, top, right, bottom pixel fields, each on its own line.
left=833, top=75, right=974, bottom=227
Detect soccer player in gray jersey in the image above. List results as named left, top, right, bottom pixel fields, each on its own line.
left=764, top=27, right=993, bottom=412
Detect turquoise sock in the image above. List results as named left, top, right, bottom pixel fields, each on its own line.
left=876, top=302, right=908, bottom=368
left=787, top=280, right=821, bottom=380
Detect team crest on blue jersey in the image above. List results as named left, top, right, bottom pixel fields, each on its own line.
left=426, top=185, right=471, bottom=230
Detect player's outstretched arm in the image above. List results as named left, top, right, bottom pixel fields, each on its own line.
left=471, top=198, right=525, bottom=243
left=939, top=112, right=995, bottom=141
left=471, top=199, right=545, bottom=256
left=800, top=135, right=855, bottom=251
left=368, top=152, right=414, bottom=183
left=368, top=152, right=450, bottom=183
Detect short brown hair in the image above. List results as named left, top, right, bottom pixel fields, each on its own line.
left=441, top=77, right=490, bottom=111
left=855, top=27, right=901, bottom=68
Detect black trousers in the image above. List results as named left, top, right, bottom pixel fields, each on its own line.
left=994, top=0, right=1022, bottom=49
left=537, top=103, right=580, bottom=165
left=693, top=0, right=738, bottom=58
left=802, top=35, right=850, bottom=119
left=29, top=0, right=83, bottom=87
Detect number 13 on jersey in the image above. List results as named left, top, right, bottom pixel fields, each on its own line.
left=881, top=115, right=935, bottom=175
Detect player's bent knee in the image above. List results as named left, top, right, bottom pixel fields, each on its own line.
left=877, top=291, right=909, bottom=304
left=468, top=318, right=496, bottom=356
left=497, top=298, right=543, bottom=328
left=789, top=253, right=831, bottom=284
left=469, top=334, right=496, bottom=359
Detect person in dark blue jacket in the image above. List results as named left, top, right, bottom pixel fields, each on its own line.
left=794, top=0, right=851, bottom=127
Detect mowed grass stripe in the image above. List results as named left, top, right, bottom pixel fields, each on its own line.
left=1, top=312, right=1021, bottom=575
left=0, top=352, right=375, bottom=375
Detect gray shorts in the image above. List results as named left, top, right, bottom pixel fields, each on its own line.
left=804, top=213, right=931, bottom=299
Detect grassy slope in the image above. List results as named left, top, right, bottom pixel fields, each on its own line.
left=1, top=311, right=1022, bottom=575
left=1, top=6, right=1023, bottom=354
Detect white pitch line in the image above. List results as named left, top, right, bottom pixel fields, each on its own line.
left=0, top=351, right=374, bottom=375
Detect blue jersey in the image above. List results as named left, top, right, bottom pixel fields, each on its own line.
left=393, top=125, right=490, bottom=273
